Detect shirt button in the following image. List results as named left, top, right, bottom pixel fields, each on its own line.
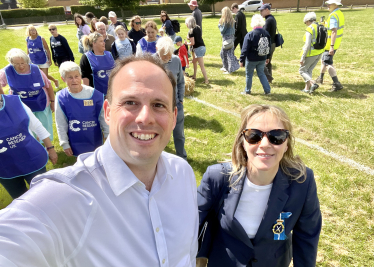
left=156, top=227, right=159, bottom=233
left=162, top=259, right=165, bottom=264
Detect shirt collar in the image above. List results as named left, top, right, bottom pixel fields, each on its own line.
left=98, top=138, right=173, bottom=196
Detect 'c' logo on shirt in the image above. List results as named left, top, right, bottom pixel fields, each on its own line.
left=69, top=120, right=81, bottom=132
left=0, top=140, right=7, bottom=153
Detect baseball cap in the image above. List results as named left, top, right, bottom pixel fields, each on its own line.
left=325, top=0, right=343, bottom=5
left=259, top=4, right=271, bottom=10
left=188, top=0, right=198, bottom=7
left=174, top=36, right=182, bottom=44
left=108, top=11, right=116, bottom=18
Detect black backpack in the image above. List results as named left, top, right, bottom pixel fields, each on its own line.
left=313, top=23, right=327, bottom=50
left=171, top=20, right=180, bottom=33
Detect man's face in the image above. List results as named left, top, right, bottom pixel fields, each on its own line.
left=110, top=16, right=117, bottom=24
left=104, top=61, right=177, bottom=166
left=97, top=25, right=107, bottom=38
left=260, top=8, right=269, bottom=17
left=189, top=5, right=194, bottom=11
left=231, top=7, right=238, bottom=14
left=327, top=3, right=337, bottom=12
left=158, top=49, right=173, bottom=64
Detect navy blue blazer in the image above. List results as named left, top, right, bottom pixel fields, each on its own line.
left=197, top=163, right=322, bottom=267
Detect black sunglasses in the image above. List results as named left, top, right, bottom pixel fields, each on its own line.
left=242, top=129, right=289, bottom=145
left=49, top=28, right=56, bottom=31
left=135, top=22, right=141, bottom=25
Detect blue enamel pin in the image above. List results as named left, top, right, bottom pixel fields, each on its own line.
left=272, top=212, right=292, bottom=240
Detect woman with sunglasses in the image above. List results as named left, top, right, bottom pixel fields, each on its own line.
left=197, top=104, right=321, bottom=267
left=48, top=24, right=74, bottom=67
left=160, top=10, right=176, bottom=41
left=128, top=16, right=145, bottom=46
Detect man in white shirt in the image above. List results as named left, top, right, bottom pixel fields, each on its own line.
left=0, top=54, right=198, bottom=267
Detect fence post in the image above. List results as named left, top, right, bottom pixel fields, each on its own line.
left=275, top=8, right=277, bottom=12
left=350, top=5, right=353, bottom=9
left=289, top=7, right=291, bottom=13
left=366, top=4, right=368, bottom=8
left=305, top=6, right=308, bottom=11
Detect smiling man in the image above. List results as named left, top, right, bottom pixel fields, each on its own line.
left=0, top=55, right=198, bottom=267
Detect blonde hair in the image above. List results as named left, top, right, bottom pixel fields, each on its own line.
left=25, top=24, right=38, bottom=37
left=115, top=25, right=127, bottom=35
left=230, top=104, right=306, bottom=186
left=219, top=7, right=235, bottom=27
left=81, top=32, right=103, bottom=51
left=48, top=24, right=57, bottom=30
left=144, top=20, right=158, bottom=32
left=130, top=15, right=142, bottom=28
left=185, top=16, right=198, bottom=35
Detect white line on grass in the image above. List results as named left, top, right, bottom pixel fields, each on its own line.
left=187, top=96, right=374, bottom=176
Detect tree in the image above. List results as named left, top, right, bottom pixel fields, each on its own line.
left=17, top=0, right=47, bottom=8
left=79, top=0, right=139, bottom=19
left=297, top=0, right=300, bottom=12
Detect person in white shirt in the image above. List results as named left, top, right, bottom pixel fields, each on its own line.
left=0, top=54, right=198, bottom=267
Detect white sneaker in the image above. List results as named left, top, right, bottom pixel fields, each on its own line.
left=220, top=67, right=227, bottom=71
left=223, top=71, right=230, bottom=75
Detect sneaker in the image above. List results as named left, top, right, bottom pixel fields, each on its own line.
left=223, top=71, right=230, bottom=75
left=264, top=92, right=271, bottom=95
left=309, top=83, right=319, bottom=94
left=220, top=67, right=227, bottom=71
left=302, top=89, right=310, bottom=93
left=329, top=82, right=343, bottom=92
left=241, top=91, right=251, bottom=95
left=316, top=77, right=323, bottom=84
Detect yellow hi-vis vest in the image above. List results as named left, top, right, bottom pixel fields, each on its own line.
left=301, top=22, right=324, bottom=57
left=325, top=9, right=345, bottom=50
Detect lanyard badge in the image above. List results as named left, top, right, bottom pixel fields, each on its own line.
left=272, top=212, right=292, bottom=240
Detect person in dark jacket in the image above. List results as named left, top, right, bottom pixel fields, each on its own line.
left=231, top=3, right=247, bottom=51
left=160, top=10, right=176, bottom=41
left=48, top=24, right=74, bottom=67
left=260, top=3, right=277, bottom=83
left=128, top=15, right=146, bottom=46
left=188, top=0, right=202, bottom=30
left=197, top=104, right=322, bottom=267
left=240, top=14, right=271, bottom=95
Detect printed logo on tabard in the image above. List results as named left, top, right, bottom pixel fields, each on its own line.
left=84, top=100, right=94, bottom=106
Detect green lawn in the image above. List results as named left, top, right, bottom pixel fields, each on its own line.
left=0, top=8, right=374, bottom=266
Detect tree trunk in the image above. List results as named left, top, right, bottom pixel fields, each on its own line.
left=297, top=0, right=300, bottom=12
left=120, top=8, right=125, bottom=21
left=212, top=1, right=215, bottom=16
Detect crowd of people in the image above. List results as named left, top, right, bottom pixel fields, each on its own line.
left=0, top=0, right=346, bottom=266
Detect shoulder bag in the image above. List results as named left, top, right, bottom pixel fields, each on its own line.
left=275, top=27, right=284, bottom=48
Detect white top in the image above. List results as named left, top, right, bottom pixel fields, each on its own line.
left=234, top=176, right=273, bottom=239
left=0, top=139, right=198, bottom=267
left=55, top=85, right=109, bottom=150
left=0, top=97, right=50, bottom=141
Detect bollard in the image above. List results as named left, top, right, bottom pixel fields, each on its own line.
left=350, top=5, right=353, bottom=9
left=275, top=8, right=277, bottom=12
left=306, top=6, right=308, bottom=11
left=66, top=20, right=68, bottom=25
left=289, top=7, right=292, bottom=12
left=366, top=4, right=368, bottom=8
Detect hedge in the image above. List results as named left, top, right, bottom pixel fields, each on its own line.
left=71, top=3, right=211, bottom=18
left=1, top=7, right=65, bottom=19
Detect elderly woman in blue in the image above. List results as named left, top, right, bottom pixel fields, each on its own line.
left=0, top=48, right=55, bottom=141
left=197, top=104, right=321, bottom=267
left=218, top=7, right=240, bottom=74
left=136, top=21, right=160, bottom=56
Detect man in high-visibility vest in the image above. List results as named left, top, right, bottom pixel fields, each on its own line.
left=316, top=0, right=345, bottom=92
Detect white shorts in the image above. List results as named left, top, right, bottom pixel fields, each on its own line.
left=36, top=62, right=50, bottom=69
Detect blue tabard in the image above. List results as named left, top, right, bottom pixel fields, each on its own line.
left=139, top=36, right=160, bottom=55
left=0, top=95, right=48, bottom=179
left=5, top=64, right=47, bottom=112
left=57, top=87, right=104, bottom=156
left=26, top=36, right=47, bottom=65
left=85, top=51, right=115, bottom=95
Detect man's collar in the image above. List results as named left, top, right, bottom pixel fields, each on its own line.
left=99, top=138, right=173, bottom=196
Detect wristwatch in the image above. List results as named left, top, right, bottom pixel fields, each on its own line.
left=47, top=146, right=55, bottom=150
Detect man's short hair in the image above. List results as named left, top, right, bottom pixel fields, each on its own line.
left=231, top=3, right=239, bottom=10
left=99, top=16, right=109, bottom=26
left=107, top=54, right=177, bottom=109
left=85, top=12, right=95, bottom=19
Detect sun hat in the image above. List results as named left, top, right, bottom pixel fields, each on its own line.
left=188, top=0, right=198, bottom=7
left=259, top=4, right=271, bottom=10
left=325, top=0, right=343, bottom=5
left=108, top=11, right=117, bottom=18
left=174, top=36, right=182, bottom=44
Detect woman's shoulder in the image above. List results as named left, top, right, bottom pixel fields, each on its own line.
left=203, top=163, right=232, bottom=182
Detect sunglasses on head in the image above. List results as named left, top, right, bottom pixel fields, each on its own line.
left=242, top=129, right=289, bottom=145
left=49, top=28, right=56, bottom=31
left=135, top=22, right=141, bottom=25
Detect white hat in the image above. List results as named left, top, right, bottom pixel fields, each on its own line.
left=108, top=11, right=117, bottom=18
left=325, top=0, right=343, bottom=6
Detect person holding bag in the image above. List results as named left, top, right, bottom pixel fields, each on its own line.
left=218, top=7, right=239, bottom=74
left=197, top=104, right=322, bottom=267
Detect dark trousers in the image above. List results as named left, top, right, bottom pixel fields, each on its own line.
left=264, top=43, right=276, bottom=81
left=234, top=37, right=244, bottom=51
left=56, top=57, right=71, bottom=67
left=0, top=167, right=46, bottom=199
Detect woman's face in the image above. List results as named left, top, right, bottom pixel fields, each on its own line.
left=29, top=28, right=37, bottom=37
left=242, top=112, right=288, bottom=175
left=146, top=27, right=157, bottom=41
left=12, top=57, right=29, bottom=73
left=76, top=17, right=82, bottom=25
left=161, top=13, right=166, bottom=22
left=93, top=36, right=105, bottom=53
left=133, top=19, right=141, bottom=31
left=117, top=30, right=127, bottom=41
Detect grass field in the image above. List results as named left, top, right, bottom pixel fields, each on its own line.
left=0, top=7, right=373, bottom=266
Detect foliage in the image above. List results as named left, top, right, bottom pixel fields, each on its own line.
left=0, top=8, right=374, bottom=266
left=70, top=3, right=211, bottom=18
left=0, top=7, right=64, bottom=18
left=16, top=0, right=47, bottom=8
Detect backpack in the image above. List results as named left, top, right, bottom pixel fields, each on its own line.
left=313, top=23, right=328, bottom=50
left=171, top=20, right=180, bottom=33
left=257, top=34, right=270, bottom=56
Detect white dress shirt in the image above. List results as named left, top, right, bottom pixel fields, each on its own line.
left=0, top=139, right=198, bottom=267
